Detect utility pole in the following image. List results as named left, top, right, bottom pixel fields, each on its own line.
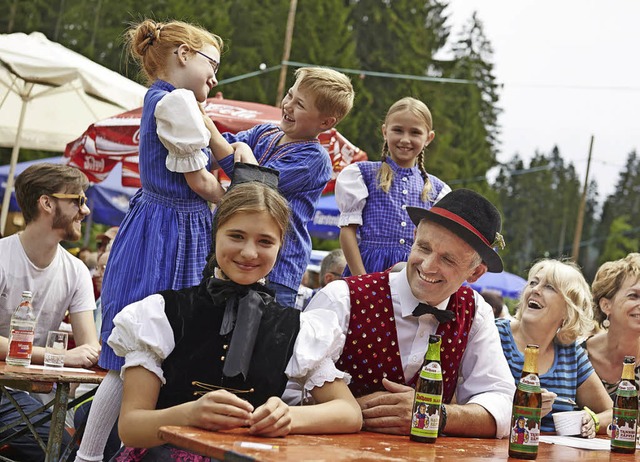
left=275, top=0, right=298, bottom=106
left=571, top=135, right=594, bottom=262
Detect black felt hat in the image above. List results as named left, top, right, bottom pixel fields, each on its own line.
left=407, top=189, right=505, bottom=273
left=228, top=163, right=280, bottom=190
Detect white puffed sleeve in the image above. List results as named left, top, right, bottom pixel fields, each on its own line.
left=155, top=89, right=210, bottom=173
left=285, top=309, right=351, bottom=392
left=335, top=163, right=368, bottom=227
left=107, top=294, right=176, bottom=384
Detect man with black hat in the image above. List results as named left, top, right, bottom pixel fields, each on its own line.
left=294, top=189, right=515, bottom=438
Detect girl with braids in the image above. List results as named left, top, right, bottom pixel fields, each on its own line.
left=335, top=97, right=450, bottom=276
left=75, top=19, right=243, bottom=462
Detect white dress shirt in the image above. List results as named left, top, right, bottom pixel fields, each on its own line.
left=295, top=268, right=515, bottom=438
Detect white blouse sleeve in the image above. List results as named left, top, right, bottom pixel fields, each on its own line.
left=155, top=89, right=210, bottom=173
left=107, top=294, right=176, bottom=384
left=433, top=183, right=451, bottom=203
left=284, top=308, right=351, bottom=392
left=335, top=163, right=368, bottom=227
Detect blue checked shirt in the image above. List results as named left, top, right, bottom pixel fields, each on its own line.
left=221, top=124, right=332, bottom=291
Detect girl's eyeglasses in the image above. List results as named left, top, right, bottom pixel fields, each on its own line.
left=51, top=193, right=87, bottom=208
left=174, top=48, right=219, bottom=74
left=194, top=50, right=220, bottom=74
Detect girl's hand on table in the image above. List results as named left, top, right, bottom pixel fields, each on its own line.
left=249, top=396, right=291, bottom=437
left=190, top=389, right=253, bottom=431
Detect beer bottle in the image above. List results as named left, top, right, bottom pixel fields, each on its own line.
left=508, top=344, right=542, bottom=460
left=410, top=334, right=443, bottom=443
left=611, top=355, right=638, bottom=454
left=6, top=291, right=37, bottom=367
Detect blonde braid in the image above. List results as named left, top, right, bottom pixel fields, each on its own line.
left=416, top=149, right=432, bottom=202
left=376, top=141, right=394, bottom=193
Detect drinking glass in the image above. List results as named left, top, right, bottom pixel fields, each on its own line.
left=44, top=330, right=68, bottom=368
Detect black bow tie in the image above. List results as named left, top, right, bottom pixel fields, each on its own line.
left=412, top=303, right=456, bottom=323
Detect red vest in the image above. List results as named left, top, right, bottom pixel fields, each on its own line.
left=337, top=271, right=476, bottom=402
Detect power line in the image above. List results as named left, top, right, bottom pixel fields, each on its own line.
left=283, top=60, right=479, bottom=85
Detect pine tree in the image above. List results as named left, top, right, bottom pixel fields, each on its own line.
left=437, top=12, right=501, bottom=195
left=348, top=0, right=449, bottom=159
left=597, top=151, right=640, bottom=258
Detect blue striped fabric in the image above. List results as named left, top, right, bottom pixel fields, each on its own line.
left=340, top=158, right=449, bottom=276
left=98, top=80, right=213, bottom=371
left=496, top=318, right=594, bottom=432
left=221, top=124, right=332, bottom=291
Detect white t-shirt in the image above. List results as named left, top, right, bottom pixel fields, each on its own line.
left=0, top=234, right=96, bottom=347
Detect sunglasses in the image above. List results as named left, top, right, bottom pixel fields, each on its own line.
left=51, top=193, right=87, bottom=208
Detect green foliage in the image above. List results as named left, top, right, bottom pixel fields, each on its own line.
left=348, top=0, right=449, bottom=160
left=4, top=0, right=623, bottom=278
left=436, top=12, right=500, bottom=195
left=598, top=215, right=639, bottom=265
left=597, top=151, right=640, bottom=257
left=311, top=237, right=340, bottom=251
left=492, top=146, right=589, bottom=274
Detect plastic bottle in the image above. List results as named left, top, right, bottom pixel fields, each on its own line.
left=6, top=291, right=37, bottom=366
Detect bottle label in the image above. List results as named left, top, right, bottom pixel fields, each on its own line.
left=616, top=380, right=638, bottom=398
left=419, top=361, right=442, bottom=381
left=612, top=407, right=638, bottom=450
left=509, top=405, right=541, bottom=454
left=410, top=392, right=442, bottom=439
left=517, top=373, right=541, bottom=393
left=8, top=329, right=34, bottom=359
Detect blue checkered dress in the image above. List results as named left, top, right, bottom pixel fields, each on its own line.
left=337, top=158, right=449, bottom=276
left=99, top=80, right=213, bottom=371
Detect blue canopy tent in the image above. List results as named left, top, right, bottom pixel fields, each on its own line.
left=308, top=194, right=340, bottom=240
left=0, top=156, right=137, bottom=226
left=468, top=271, right=527, bottom=299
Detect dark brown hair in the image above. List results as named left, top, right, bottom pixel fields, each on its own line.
left=15, top=163, right=88, bottom=224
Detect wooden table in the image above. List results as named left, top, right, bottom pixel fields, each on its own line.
left=159, top=426, right=634, bottom=461
left=0, top=361, right=106, bottom=462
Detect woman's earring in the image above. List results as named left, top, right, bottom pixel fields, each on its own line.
left=602, top=315, right=610, bottom=329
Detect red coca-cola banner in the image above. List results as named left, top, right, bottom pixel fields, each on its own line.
left=65, top=95, right=366, bottom=192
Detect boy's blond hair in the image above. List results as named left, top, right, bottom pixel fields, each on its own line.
left=294, top=67, right=354, bottom=124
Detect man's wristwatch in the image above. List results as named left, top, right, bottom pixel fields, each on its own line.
left=439, top=404, right=447, bottom=434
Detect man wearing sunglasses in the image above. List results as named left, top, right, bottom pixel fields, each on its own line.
left=0, top=163, right=100, bottom=461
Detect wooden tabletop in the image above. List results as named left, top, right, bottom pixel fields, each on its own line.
left=159, top=426, right=630, bottom=461
left=0, top=361, right=106, bottom=393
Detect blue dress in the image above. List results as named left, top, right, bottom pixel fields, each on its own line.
left=336, top=158, right=450, bottom=276
left=98, top=80, right=213, bottom=370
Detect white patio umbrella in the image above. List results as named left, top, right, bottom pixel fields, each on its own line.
left=0, top=31, right=146, bottom=234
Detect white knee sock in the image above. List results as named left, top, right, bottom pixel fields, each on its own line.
left=74, top=370, right=123, bottom=462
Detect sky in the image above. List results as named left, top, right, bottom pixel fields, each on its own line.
left=443, top=0, right=640, bottom=200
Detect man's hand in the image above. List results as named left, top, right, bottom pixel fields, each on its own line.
left=64, top=344, right=100, bottom=368
left=359, top=378, right=414, bottom=435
